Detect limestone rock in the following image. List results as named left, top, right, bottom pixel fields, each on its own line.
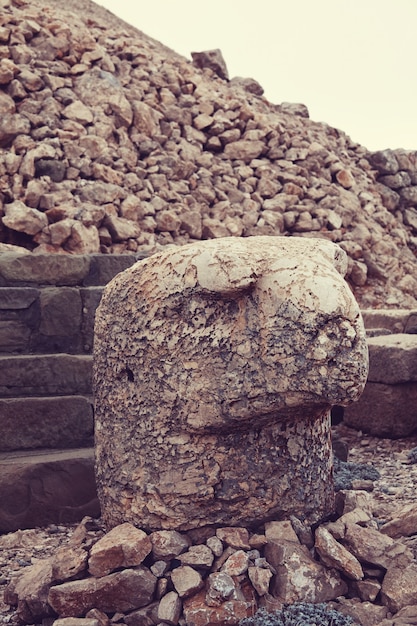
left=381, top=561, right=417, bottom=613
left=264, top=538, right=348, bottom=603
left=191, top=49, right=229, bottom=80
left=2, top=201, right=48, bottom=236
left=157, top=590, right=182, bottom=625
left=366, top=334, right=417, bottom=383
left=342, top=524, right=413, bottom=570
left=380, top=503, right=417, bottom=538
left=314, top=526, right=364, bottom=580
left=343, top=381, right=417, bottom=437
left=94, top=236, right=367, bottom=532
left=88, top=522, right=152, bottom=577
left=170, top=565, right=204, bottom=599
left=48, top=568, right=157, bottom=617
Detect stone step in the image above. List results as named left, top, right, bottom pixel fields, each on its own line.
left=0, top=395, right=93, bottom=452
left=0, top=447, right=99, bottom=533
left=0, top=285, right=103, bottom=355
left=362, top=308, right=417, bottom=334
left=0, top=252, right=145, bottom=287
left=0, top=353, right=92, bottom=397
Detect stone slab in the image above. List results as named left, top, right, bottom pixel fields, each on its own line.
left=362, top=309, right=417, bottom=334
left=0, top=354, right=92, bottom=397
left=0, top=253, right=91, bottom=286
left=0, top=395, right=93, bottom=452
left=0, top=447, right=99, bottom=532
left=0, top=253, right=146, bottom=287
left=84, top=254, right=146, bottom=286
left=344, top=381, right=417, bottom=438
left=0, top=320, right=31, bottom=352
left=367, top=334, right=417, bottom=383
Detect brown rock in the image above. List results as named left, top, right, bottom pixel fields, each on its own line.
left=183, top=589, right=255, bottom=626
left=88, top=522, right=152, bottom=577
left=248, top=566, right=273, bottom=596
left=4, top=558, right=55, bottom=624
left=264, top=539, right=348, bottom=603
left=2, top=201, right=48, bottom=235
left=344, top=381, right=417, bottom=438
left=48, top=567, right=156, bottom=617
left=150, top=530, right=190, bottom=560
left=367, top=334, right=417, bottom=384
left=222, top=550, right=249, bottom=576
left=170, top=565, right=204, bottom=599
left=157, top=590, right=182, bottom=625
left=216, top=527, right=250, bottom=549
left=380, top=503, right=417, bottom=538
left=177, top=544, right=214, bottom=569
left=381, top=561, right=417, bottom=613
left=315, top=526, right=363, bottom=580
left=343, top=524, right=413, bottom=570
left=191, top=49, right=229, bottom=80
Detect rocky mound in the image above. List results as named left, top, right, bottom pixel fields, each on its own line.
left=0, top=0, right=416, bottom=309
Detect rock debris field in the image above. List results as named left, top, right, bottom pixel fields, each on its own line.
left=3, top=426, right=417, bottom=626
left=0, top=0, right=416, bottom=310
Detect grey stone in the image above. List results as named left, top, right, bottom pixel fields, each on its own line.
left=0, top=253, right=91, bottom=286
left=367, top=334, right=417, bottom=383
left=0, top=320, right=31, bottom=352
left=344, top=381, right=417, bottom=437
left=39, top=287, right=82, bottom=337
left=0, top=395, right=93, bottom=451
left=0, top=287, right=39, bottom=309
left=0, top=354, right=92, bottom=397
left=0, top=448, right=99, bottom=533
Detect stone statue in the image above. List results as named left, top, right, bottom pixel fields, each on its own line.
left=93, top=236, right=368, bottom=531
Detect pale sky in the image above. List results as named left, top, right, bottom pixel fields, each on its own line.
left=97, top=0, right=417, bottom=152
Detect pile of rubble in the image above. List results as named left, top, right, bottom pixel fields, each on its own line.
left=3, top=490, right=417, bottom=626
left=0, top=0, right=416, bottom=308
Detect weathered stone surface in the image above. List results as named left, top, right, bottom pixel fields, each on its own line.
left=183, top=589, right=255, bottom=626
left=170, top=565, right=204, bottom=599
left=367, top=334, right=417, bottom=383
left=222, top=550, right=250, bottom=576
left=0, top=395, right=93, bottom=451
left=342, top=524, right=413, bottom=570
left=378, top=605, right=417, bottom=626
left=264, top=538, right=348, bottom=603
left=216, top=527, right=250, bottom=549
left=0, top=448, right=99, bottom=532
left=150, top=530, right=190, bottom=560
left=2, top=201, right=48, bottom=235
left=157, top=590, right=182, bottom=625
left=381, top=561, right=417, bottom=613
left=88, top=522, right=152, bottom=577
left=177, top=544, right=214, bottom=569
left=48, top=568, right=157, bottom=617
left=0, top=254, right=91, bottom=286
left=94, top=236, right=367, bottom=531
left=4, top=556, right=55, bottom=624
left=0, top=354, right=92, bottom=397
left=247, top=566, right=273, bottom=596
left=191, top=49, right=229, bottom=80
left=315, top=526, right=363, bottom=580
left=343, top=381, right=417, bottom=437
left=0, top=320, right=31, bottom=352
left=380, top=503, right=417, bottom=538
